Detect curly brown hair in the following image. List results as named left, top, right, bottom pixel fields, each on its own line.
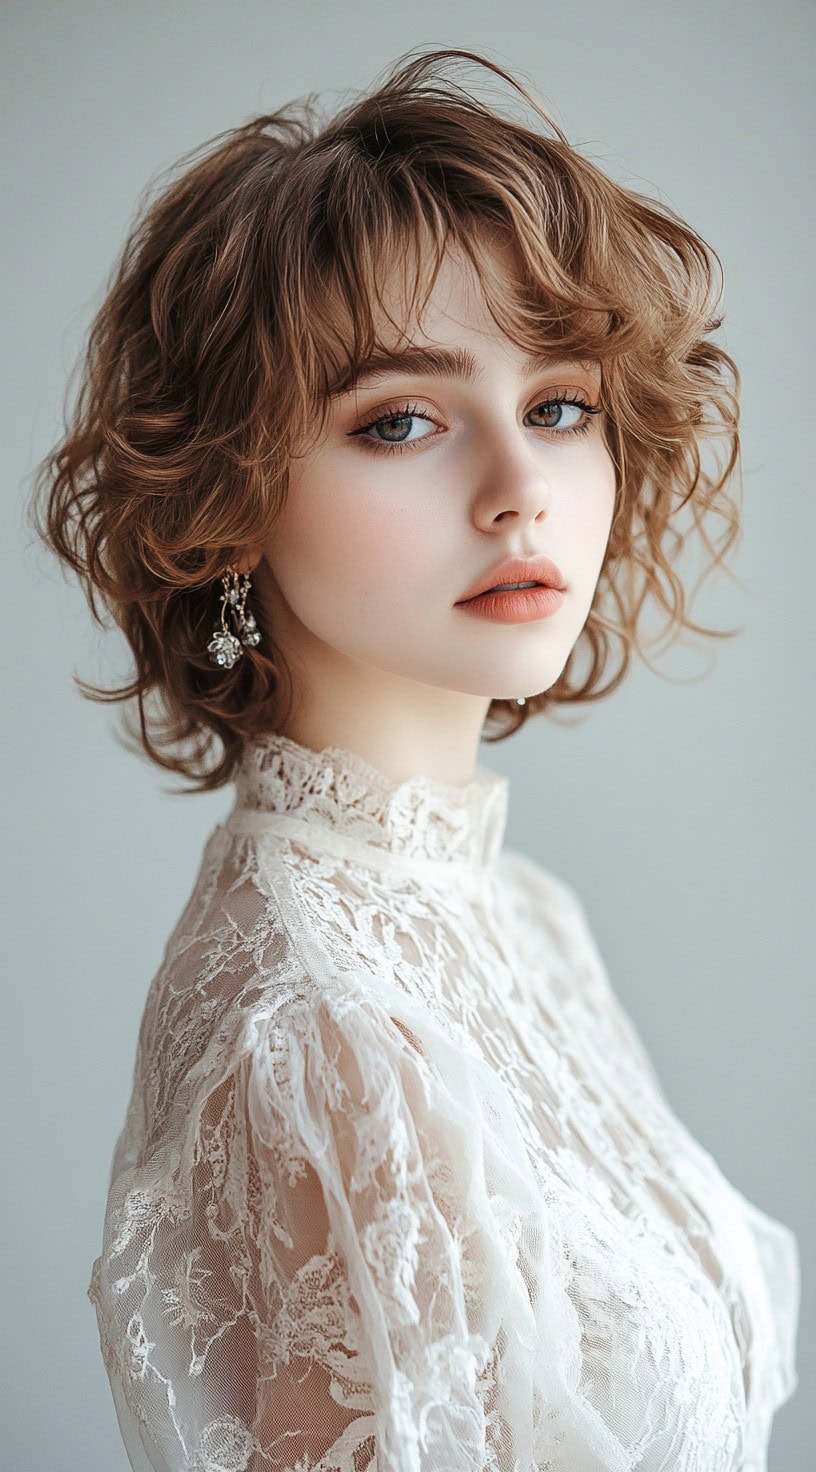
left=28, top=46, right=742, bottom=793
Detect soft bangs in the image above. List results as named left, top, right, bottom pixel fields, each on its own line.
left=284, top=154, right=649, bottom=426
left=294, top=211, right=614, bottom=431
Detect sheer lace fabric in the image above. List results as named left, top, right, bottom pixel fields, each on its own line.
left=88, top=733, right=799, bottom=1472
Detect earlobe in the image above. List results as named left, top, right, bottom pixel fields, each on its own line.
left=232, top=547, right=264, bottom=575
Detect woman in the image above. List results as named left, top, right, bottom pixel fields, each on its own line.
left=31, top=45, right=799, bottom=1472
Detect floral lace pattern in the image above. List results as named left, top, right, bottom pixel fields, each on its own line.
left=88, top=732, right=799, bottom=1471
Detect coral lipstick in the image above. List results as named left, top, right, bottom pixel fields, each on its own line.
left=455, top=584, right=566, bottom=623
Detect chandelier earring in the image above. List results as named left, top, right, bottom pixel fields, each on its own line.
left=207, top=566, right=262, bottom=669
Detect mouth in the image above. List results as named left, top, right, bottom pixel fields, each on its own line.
left=478, top=581, right=544, bottom=597
left=456, top=555, right=567, bottom=604
left=456, top=582, right=566, bottom=624
left=458, top=580, right=552, bottom=605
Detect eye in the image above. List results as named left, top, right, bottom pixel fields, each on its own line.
left=349, top=401, right=440, bottom=454
left=347, top=391, right=602, bottom=457
left=528, top=395, right=591, bottom=431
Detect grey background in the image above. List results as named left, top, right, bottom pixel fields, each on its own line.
left=2, top=2, right=813, bottom=1467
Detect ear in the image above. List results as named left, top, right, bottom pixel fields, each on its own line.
left=231, top=547, right=264, bottom=575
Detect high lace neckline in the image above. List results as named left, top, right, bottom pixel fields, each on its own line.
left=229, top=731, right=509, bottom=874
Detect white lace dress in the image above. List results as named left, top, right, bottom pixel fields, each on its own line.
left=87, top=733, right=799, bottom=1472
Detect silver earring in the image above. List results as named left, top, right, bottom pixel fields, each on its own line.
left=207, top=566, right=261, bottom=668
left=516, top=697, right=526, bottom=706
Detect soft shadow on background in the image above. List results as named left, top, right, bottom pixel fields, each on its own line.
left=2, top=3, right=813, bottom=1467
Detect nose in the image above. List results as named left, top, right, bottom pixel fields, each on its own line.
left=472, top=422, right=555, bottom=527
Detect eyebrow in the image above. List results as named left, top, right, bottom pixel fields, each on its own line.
left=326, top=345, right=586, bottom=400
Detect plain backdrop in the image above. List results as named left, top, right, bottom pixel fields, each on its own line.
left=2, top=2, right=813, bottom=1468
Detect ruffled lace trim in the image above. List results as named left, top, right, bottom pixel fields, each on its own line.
left=230, top=732, right=509, bottom=871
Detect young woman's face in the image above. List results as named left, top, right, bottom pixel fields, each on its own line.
left=249, top=242, right=617, bottom=748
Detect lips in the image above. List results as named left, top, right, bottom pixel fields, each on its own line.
left=457, top=554, right=566, bottom=604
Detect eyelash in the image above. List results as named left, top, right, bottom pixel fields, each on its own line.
left=348, top=391, right=602, bottom=456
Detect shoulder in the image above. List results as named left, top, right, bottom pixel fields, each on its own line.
left=498, top=845, right=589, bottom=932
left=496, top=846, right=611, bottom=999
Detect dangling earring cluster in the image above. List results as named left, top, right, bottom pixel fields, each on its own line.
left=207, top=566, right=261, bottom=669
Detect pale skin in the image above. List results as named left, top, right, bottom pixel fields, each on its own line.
left=236, top=240, right=618, bottom=787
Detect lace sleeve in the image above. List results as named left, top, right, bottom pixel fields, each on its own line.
left=191, top=982, right=539, bottom=1472
left=91, top=968, right=633, bottom=1472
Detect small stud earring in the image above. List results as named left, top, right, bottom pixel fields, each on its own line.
left=516, top=697, right=526, bottom=707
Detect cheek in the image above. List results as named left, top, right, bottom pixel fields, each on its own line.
left=276, top=463, right=428, bottom=599
left=543, top=452, right=615, bottom=622
left=563, top=444, right=617, bottom=555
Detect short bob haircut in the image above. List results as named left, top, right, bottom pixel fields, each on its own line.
left=31, top=46, right=741, bottom=793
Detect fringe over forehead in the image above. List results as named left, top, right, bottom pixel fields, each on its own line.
left=250, top=54, right=720, bottom=451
